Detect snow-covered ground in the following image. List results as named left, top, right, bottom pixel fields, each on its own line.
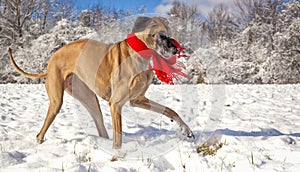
left=0, top=84, right=299, bottom=171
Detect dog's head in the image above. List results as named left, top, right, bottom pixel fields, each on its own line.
left=132, top=16, right=178, bottom=57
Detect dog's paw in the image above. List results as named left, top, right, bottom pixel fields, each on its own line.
left=180, top=124, right=195, bottom=139
left=36, top=136, right=45, bottom=144
left=37, top=139, right=44, bottom=144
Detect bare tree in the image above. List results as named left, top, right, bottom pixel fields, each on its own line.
left=52, top=0, right=75, bottom=21
left=0, top=0, right=40, bottom=46
left=6, top=0, right=37, bottom=37
left=0, top=0, right=77, bottom=46
left=234, top=0, right=285, bottom=26
left=38, top=0, right=52, bottom=30
left=168, top=0, right=203, bottom=48
left=204, top=4, right=238, bottom=42
left=79, top=9, right=91, bottom=27
left=234, top=0, right=257, bottom=25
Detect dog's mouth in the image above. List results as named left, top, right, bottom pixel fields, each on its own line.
left=156, top=31, right=178, bottom=58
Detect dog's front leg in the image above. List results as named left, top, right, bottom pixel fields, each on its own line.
left=109, top=102, right=123, bottom=149
left=130, top=96, right=194, bottom=139
left=109, top=84, right=128, bottom=149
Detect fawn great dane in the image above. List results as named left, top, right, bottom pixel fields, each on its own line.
left=8, top=16, right=194, bottom=148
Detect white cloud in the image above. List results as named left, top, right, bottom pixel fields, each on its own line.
left=197, top=0, right=235, bottom=15
left=154, top=0, right=235, bottom=16
left=154, top=3, right=173, bottom=15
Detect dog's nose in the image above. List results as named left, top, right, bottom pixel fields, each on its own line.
left=166, top=38, right=178, bottom=55
left=172, top=47, right=178, bottom=55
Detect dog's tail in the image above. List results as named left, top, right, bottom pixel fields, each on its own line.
left=7, top=48, right=48, bottom=79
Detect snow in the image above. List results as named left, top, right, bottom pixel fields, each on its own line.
left=0, top=84, right=299, bottom=171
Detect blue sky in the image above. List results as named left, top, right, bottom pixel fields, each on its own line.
left=74, top=0, right=235, bottom=16
left=74, top=0, right=162, bottom=13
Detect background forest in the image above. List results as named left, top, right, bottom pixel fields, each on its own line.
left=0, top=0, right=299, bottom=84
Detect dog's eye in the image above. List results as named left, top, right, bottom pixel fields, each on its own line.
left=158, top=31, right=168, bottom=39
left=160, top=34, right=167, bottom=40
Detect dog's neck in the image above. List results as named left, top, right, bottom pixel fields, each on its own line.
left=134, top=32, right=154, bottom=50
left=126, top=33, right=189, bottom=84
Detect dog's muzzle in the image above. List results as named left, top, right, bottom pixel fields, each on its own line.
left=157, top=31, right=178, bottom=57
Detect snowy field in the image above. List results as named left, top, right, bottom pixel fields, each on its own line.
left=0, top=84, right=299, bottom=171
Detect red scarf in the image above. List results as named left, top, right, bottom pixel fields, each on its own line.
left=126, top=33, right=189, bottom=84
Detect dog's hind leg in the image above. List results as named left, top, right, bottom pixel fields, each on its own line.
left=36, top=70, right=64, bottom=143
left=130, top=96, right=194, bottom=139
left=65, top=74, right=109, bottom=138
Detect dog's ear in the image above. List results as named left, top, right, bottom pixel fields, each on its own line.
left=153, top=17, right=171, bottom=33
left=153, top=17, right=169, bottom=26
left=160, top=17, right=170, bottom=28
left=132, top=16, right=152, bottom=33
